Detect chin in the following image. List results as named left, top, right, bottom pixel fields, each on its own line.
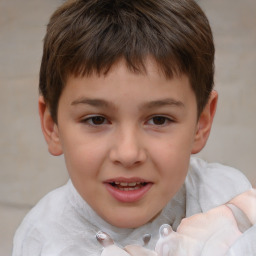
left=104, top=212, right=155, bottom=229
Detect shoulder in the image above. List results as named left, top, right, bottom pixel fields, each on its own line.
left=17, top=181, right=69, bottom=227
left=12, top=182, right=71, bottom=255
left=185, top=157, right=252, bottom=214
left=12, top=180, right=99, bottom=255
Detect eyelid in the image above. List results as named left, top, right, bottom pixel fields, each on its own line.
left=146, top=115, right=175, bottom=126
left=80, top=114, right=110, bottom=126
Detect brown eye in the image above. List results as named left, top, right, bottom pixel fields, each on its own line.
left=152, top=116, right=167, bottom=125
left=82, top=116, right=108, bottom=126
left=147, top=115, right=173, bottom=126
left=90, top=116, right=106, bottom=125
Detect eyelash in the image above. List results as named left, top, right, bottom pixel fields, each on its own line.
left=81, top=115, right=173, bottom=127
left=81, top=115, right=109, bottom=126
left=146, top=116, right=174, bottom=126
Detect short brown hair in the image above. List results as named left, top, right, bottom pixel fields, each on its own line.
left=39, top=0, right=215, bottom=122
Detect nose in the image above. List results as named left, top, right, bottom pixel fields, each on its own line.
left=109, top=126, right=147, bottom=168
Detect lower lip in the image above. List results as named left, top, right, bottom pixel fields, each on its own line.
left=104, top=183, right=152, bottom=203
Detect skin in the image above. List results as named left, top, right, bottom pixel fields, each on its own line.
left=39, top=59, right=217, bottom=228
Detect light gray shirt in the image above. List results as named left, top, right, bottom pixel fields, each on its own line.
left=12, top=158, right=254, bottom=256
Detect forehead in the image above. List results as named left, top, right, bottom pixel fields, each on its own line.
left=60, top=59, right=196, bottom=113
left=69, top=55, right=183, bottom=84
left=67, top=59, right=189, bottom=89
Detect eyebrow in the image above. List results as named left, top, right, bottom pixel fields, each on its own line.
left=141, top=98, right=185, bottom=109
left=71, top=98, right=115, bottom=108
left=71, top=97, right=184, bottom=110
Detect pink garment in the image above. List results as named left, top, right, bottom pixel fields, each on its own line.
left=99, top=189, right=256, bottom=256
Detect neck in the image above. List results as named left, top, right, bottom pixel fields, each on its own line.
left=67, top=179, right=186, bottom=250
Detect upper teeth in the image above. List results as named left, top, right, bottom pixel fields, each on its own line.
left=115, top=182, right=142, bottom=186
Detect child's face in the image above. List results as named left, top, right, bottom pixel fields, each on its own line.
left=42, top=59, right=212, bottom=228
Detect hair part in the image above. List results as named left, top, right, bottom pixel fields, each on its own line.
left=39, top=0, right=215, bottom=122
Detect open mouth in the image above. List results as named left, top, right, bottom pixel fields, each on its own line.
left=109, top=181, right=148, bottom=191
left=104, top=179, right=152, bottom=203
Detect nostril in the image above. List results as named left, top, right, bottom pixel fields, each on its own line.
left=109, top=134, right=147, bottom=167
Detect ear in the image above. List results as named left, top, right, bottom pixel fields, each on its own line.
left=191, top=90, right=218, bottom=154
left=38, top=96, right=63, bottom=156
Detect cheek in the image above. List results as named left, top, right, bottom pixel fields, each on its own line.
left=61, top=135, right=108, bottom=177
left=150, top=133, right=193, bottom=168
left=149, top=137, right=191, bottom=190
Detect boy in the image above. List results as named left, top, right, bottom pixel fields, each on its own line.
left=12, top=0, right=256, bottom=255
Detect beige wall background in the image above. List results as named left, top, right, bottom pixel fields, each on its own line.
left=0, top=0, right=255, bottom=255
